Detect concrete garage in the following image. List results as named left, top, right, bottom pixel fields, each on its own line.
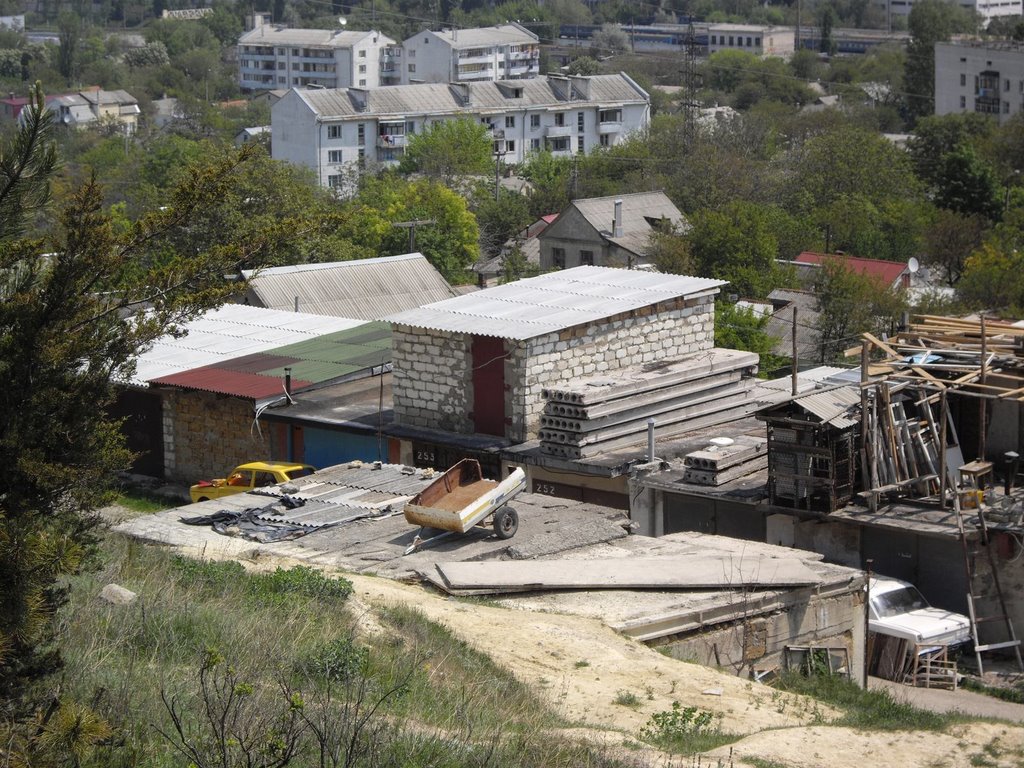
left=116, top=460, right=866, bottom=682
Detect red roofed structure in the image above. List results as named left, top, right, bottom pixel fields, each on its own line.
left=794, top=252, right=910, bottom=290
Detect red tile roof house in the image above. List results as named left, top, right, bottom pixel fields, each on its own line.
left=792, top=251, right=911, bottom=290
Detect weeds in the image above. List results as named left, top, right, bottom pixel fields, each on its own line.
left=613, top=690, right=642, bottom=708
left=171, top=557, right=354, bottom=604
left=638, top=701, right=735, bottom=754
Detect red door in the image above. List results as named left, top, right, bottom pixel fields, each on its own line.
left=471, top=335, right=506, bottom=436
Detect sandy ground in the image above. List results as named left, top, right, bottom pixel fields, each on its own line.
left=106, top=503, right=1024, bottom=767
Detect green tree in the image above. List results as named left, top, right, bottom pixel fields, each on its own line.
left=904, top=0, right=975, bottom=122
left=819, top=5, right=837, bottom=56
left=932, top=144, right=1003, bottom=220
left=567, top=55, right=601, bottom=76
left=398, top=118, right=493, bottom=184
left=923, top=209, right=987, bottom=285
left=714, top=302, right=777, bottom=366
left=958, top=243, right=1024, bottom=314
left=688, top=201, right=781, bottom=298
left=0, top=86, right=288, bottom=714
left=518, top=150, right=573, bottom=220
left=57, top=12, right=80, bottom=84
left=471, top=185, right=533, bottom=258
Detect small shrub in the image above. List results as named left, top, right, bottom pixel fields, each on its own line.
left=249, top=565, right=353, bottom=603
left=640, top=701, right=734, bottom=754
left=574, top=660, right=590, bottom=668
left=613, top=690, right=642, bottom=708
left=299, top=636, right=367, bottom=683
left=172, top=556, right=245, bottom=591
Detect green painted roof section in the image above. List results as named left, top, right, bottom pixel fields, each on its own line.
left=261, top=321, right=392, bottom=384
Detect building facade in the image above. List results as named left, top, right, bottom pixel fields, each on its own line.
left=271, top=74, right=650, bottom=188
left=400, top=23, right=540, bottom=84
left=876, top=0, right=1021, bottom=23
left=706, top=24, right=794, bottom=57
left=238, top=17, right=398, bottom=91
left=935, top=40, right=1024, bottom=124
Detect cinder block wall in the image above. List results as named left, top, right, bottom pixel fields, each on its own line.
left=391, top=295, right=714, bottom=442
left=508, top=295, right=715, bottom=441
left=162, top=390, right=271, bottom=482
left=391, top=324, right=473, bottom=434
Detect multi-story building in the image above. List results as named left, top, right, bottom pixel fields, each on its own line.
left=237, top=15, right=399, bottom=91
left=271, top=74, right=650, bottom=189
left=400, top=23, right=540, bottom=84
left=875, top=0, right=1021, bottom=24
left=935, top=40, right=1024, bottom=124
left=706, top=24, right=794, bottom=57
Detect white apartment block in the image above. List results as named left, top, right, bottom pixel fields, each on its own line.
left=237, top=16, right=398, bottom=91
left=400, top=23, right=540, bottom=84
left=706, top=24, right=795, bottom=57
left=876, top=0, right=1020, bottom=23
left=271, top=74, right=650, bottom=189
left=935, top=40, right=1024, bottom=124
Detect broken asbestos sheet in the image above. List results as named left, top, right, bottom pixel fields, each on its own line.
left=424, top=556, right=821, bottom=595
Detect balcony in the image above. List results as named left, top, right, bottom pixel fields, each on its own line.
left=599, top=120, right=622, bottom=132
left=546, top=124, right=572, bottom=137
left=377, top=133, right=407, bottom=148
left=457, top=52, right=493, bottom=65
left=508, top=49, right=539, bottom=61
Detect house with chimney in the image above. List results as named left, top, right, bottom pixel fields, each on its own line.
left=537, top=192, right=687, bottom=271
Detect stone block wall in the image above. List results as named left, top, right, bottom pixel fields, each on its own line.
left=162, top=390, right=271, bottom=483
left=391, top=324, right=473, bottom=434
left=391, top=295, right=714, bottom=442
left=507, top=295, right=715, bottom=441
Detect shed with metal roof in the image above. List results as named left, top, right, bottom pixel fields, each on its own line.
left=240, top=253, right=457, bottom=320
left=387, top=265, right=726, bottom=444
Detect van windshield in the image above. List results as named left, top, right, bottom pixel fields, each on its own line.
left=872, top=586, right=928, bottom=618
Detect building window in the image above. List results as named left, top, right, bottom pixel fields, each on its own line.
left=359, top=79, right=366, bottom=86
left=599, top=109, right=621, bottom=123
left=359, top=64, right=366, bottom=73
left=577, top=136, right=584, bottom=154
left=549, top=137, right=569, bottom=152
left=292, top=48, right=299, bottom=55
left=408, top=63, right=416, bottom=73
left=506, top=139, right=515, bottom=152
left=277, top=47, right=286, bottom=55
left=1006, top=79, right=1011, bottom=91
left=278, top=76, right=286, bottom=84
left=357, top=147, right=365, bottom=167
left=277, top=61, right=286, bottom=69
left=960, top=95, right=966, bottom=109
left=755, top=37, right=761, bottom=45
left=554, top=112, right=565, bottom=127
left=577, top=111, right=584, bottom=131
left=408, top=49, right=415, bottom=58
left=406, top=120, right=416, bottom=134
left=552, top=247, right=566, bottom=269
left=530, top=114, right=540, bottom=129
left=328, top=124, right=343, bottom=139
left=505, top=115, right=515, bottom=128
left=328, top=150, right=343, bottom=163
left=357, top=123, right=365, bottom=145
left=960, top=73, right=966, bottom=86
left=710, top=35, right=716, bottom=44
left=328, top=174, right=344, bottom=188
left=579, top=250, right=593, bottom=265
left=530, top=138, right=541, bottom=150
left=600, top=133, right=611, bottom=147
left=1005, top=101, right=1011, bottom=113
left=423, top=36, right=429, bottom=43
left=359, top=49, right=366, bottom=57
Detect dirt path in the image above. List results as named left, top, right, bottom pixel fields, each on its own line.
left=871, top=676, right=1024, bottom=722
left=344, top=573, right=1024, bottom=768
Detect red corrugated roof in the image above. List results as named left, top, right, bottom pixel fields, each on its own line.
left=795, top=252, right=908, bottom=287
left=541, top=213, right=559, bottom=224
left=150, top=367, right=312, bottom=399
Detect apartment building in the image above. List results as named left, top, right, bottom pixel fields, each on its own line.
left=935, top=40, right=1024, bottom=124
left=876, top=0, right=1020, bottom=23
left=706, top=24, right=794, bottom=57
left=271, top=74, right=650, bottom=188
left=400, top=23, right=540, bottom=84
left=237, top=15, right=398, bottom=91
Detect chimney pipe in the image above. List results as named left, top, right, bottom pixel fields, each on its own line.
left=613, top=199, right=623, bottom=238
left=647, top=418, right=656, bottom=463
left=284, top=367, right=292, bottom=397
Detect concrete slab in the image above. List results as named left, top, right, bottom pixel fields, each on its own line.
left=430, top=555, right=821, bottom=593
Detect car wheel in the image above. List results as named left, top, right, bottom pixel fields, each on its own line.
left=493, top=507, right=518, bottom=539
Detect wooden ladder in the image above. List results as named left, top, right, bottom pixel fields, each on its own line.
left=953, top=493, right=1024, bottom=676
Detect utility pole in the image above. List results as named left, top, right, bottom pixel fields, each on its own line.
left=391, top=219, right=436, bottom=252
left=791, top=305, right=799, bottom=396
left=681, top=21, right=698, bottom=148
left=493, top=147, right=507, bottom=201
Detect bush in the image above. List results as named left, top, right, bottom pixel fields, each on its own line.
left=172, top=558, right=353, bottom=604
left=640, top=702, right=733, bottom=754
left=299, top=637, right=367, bottom=683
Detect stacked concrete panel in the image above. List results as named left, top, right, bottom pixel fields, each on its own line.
left=538, top=348, right=759, bottom=459
left=682, top=435, right=768, bottom=486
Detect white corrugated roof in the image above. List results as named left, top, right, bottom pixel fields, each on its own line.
left=793, top=387, right=861, bottom=429
left=127, top=305, right=365, bottom=386
left=242, top=253, right=456, bottom=320
left=238, top=26, right=390, bottom=48
left=386, top=266, right=725, bottom=340
left=418, top=23, right=538, bottom=48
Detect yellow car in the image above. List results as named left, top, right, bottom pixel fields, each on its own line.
left=189, top=461, right=316, bottom=503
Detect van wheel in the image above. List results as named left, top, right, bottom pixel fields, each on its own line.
left=493, top=507, right=518, bottom=539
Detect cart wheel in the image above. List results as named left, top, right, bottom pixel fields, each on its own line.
left=493, top=507, right=519, bottom=539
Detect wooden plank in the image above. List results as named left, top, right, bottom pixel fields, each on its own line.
left=864, top=332, right=947, bottom=389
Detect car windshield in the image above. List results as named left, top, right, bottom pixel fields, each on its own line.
left=285, top=467, right=314, bottom=480
left=872, top=585, right=929, bottom=618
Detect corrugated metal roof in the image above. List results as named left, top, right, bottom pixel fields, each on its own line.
left=295, top=73, right=648, bottom=120
left=795, top=252, right=908, bottom=287
left=571, top=192, right=686, bottom=236
left=147, top=321, right=392, bottom=399
left=243, top=253, right=456, bottom=320
left=793, top=387, right=860, bottom=429
left=130, top=305, right=365, bottom=386
left=386, top=266, right=725, bottom=339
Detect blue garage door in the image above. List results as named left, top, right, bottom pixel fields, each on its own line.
left=303, top=428, right=382, bottom=469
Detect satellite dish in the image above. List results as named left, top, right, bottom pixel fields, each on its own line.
left=908, top=256, right=920, bottom=274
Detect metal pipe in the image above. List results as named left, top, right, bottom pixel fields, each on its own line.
left=647, top=418, right=656, bottom=463
left=1005, top=451, right=1019, bottom=495
left=284, top=366, right=292, bottom=397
